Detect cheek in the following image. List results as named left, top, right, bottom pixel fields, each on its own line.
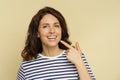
left=60, top=29, right=62, bottom=36
left=57, top=30, right=61, bottom=34
left=39, top=32, right=46, bottom=37
left=56, top=28, right=62, bottom=35
left=38, top=31, right=45, bottom=38
left=57, top=30, right=62, bottom=40
left=39, top=29, right=48, bottom=36
left=59, top=29, right=62, bottom=38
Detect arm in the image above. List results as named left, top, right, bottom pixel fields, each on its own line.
left=75, top=53, right=96, bottom=80
left=60, top=40, right=95, bottom=80
left=17, top=63, right=25, bottom=80
left=75, top=57, right=92, bottom=80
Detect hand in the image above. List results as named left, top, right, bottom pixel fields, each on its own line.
left=60, top=40, right=82, bottom=65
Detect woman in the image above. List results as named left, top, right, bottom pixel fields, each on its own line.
left=17, top=6, right=96, bottom=80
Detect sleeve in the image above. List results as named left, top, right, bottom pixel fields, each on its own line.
left=81, top=53, right=96, bottom=80
left=16, top=63, right=25, bottom=80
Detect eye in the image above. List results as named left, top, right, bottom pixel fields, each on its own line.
left=42, top=25, right=48, bottom=28
left=55, top=25, right=60, bottom=28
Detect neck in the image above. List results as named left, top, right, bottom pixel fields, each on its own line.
left=42, top=45, right=63, bottom=57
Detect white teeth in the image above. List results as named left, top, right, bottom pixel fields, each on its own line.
left=48, top=36, right=56, bottom=39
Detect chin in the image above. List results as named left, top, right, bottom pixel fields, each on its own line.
left=47, top=42, right=59, bottom=47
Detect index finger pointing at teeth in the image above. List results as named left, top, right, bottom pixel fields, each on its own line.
left=60, top=40, right=73, bottom=49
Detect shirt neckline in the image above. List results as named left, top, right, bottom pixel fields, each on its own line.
left=39, top=50, right=66, bottom=59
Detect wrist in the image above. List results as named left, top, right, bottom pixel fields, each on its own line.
left=74, top=58, right=84, bottom=67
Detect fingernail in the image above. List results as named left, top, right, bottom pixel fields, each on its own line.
left=60, top=40, right=63, bottom=42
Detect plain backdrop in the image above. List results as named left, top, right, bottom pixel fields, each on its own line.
left=0, top=0, right=120, bottom=80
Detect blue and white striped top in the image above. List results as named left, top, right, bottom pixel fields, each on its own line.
left=17, top=50, right=96, bottom=80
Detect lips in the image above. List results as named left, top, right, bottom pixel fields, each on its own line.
left=47, top=36, right=57, bottom=40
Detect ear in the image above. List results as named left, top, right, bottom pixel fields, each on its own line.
left=37, top=32, right=40, bottom=38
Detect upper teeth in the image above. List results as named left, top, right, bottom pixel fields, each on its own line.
left=48, top=36, right=56, bottom=39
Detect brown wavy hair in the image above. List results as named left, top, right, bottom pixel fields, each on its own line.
left=22, top=6, right=71, bottom=61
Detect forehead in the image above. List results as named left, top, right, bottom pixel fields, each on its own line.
left=40, top=14, right=59, bottom=24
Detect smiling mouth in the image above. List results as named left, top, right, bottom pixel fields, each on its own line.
left=47, top=36, right=57, bottom=40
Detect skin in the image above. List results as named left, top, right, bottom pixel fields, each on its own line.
left=38, top=14, right=92, bottom=80
left=60, top=40, right=92, bottom=80
left=37, top=14, right=63, bottom=57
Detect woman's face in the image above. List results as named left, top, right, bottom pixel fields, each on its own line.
left=38, top=14, right=62, bottom=48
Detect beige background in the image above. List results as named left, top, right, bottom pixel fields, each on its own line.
left=0, top=0, right=120, bottom=80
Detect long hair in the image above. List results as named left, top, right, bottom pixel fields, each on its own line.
left=22, top=6, right=71, bottom=61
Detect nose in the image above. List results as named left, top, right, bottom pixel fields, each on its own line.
left=49, top=27, right=55, bottom=34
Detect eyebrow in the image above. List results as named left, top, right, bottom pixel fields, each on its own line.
left=41, top=22, right=60, bottom=26
left=54, top=22, right=60, bottom=24
left=41, top=23, right=49, bottom=26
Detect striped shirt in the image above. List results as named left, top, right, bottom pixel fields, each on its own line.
left=17, top=50, right=96, bottom=80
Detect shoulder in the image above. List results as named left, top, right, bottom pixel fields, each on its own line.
left=21, top=55, right=42, bottom=67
